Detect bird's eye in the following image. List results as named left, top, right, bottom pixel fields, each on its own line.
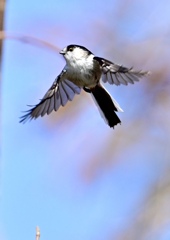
left=69, top=47, right=73, bottom=52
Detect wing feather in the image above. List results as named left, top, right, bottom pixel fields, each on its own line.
left=54, top=90, right=61, bottom=111
left=41, top=98, right=50, bottom=117
left=94, top=56, right=149, bottom=86
left=58, top=83, right=68, bottom=106
left=47, top=95, right=55, bottom=115
left=61, top=81, right=75, bottom=101
left=20, top=71, right=81, bottom=123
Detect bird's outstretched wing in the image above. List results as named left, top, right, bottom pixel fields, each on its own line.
left=20, top=70, right=81, bottom=123
left=94, top=57, right=149, bottom=86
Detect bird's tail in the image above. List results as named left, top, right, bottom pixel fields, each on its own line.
left=90, top=84, right=123, bottom=128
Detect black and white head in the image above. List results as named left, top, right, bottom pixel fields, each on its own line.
left=60, top=44, right=93, bottom=62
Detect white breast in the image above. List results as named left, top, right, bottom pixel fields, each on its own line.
left=65, top=56, right=98, bottom=87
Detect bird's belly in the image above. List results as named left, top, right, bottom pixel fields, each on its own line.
left=67, top=70, right=101, bottom=88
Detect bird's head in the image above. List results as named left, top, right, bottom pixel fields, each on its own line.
left=60, top=44, right=93, bottom=63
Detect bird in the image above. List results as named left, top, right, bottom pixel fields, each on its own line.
left=20, top=44, right=149, bottom=128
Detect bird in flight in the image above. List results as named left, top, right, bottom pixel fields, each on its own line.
left=20, top=44, right=149, bottom=128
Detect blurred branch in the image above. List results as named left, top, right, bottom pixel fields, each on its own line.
left=0, top=0, right=5, bottom=65
left=110, top=168, right=170, bottom=240
left=0, top=0, right=5, bottom=153
left=36, top=226, right=40, bottom=240
left=0, top=30, right=60, bottom=52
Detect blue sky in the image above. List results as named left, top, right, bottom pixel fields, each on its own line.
left=1, top=0, right=170, bottom=240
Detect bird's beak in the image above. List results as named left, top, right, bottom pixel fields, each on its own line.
left=60, top=48, right=66, bottom=55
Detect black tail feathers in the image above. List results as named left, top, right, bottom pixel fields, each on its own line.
left=86, top=84, right=122, bottom=128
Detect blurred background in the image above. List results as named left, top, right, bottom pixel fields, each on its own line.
left=1, top=0, right=170, bottom=239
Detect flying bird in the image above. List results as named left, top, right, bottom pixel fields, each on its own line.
left=20, top=44, right=149, bottom=128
